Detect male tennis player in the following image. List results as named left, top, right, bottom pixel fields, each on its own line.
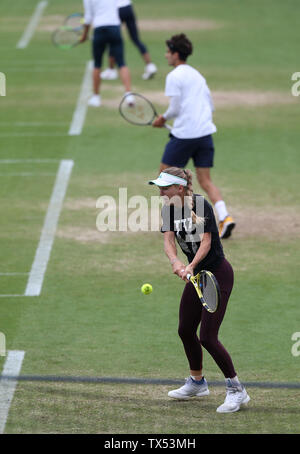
left=80, top=0, right=133, bottom=107
left=152, top=34, right=235, bottom=239
left=148, top=167, right=250, bottom=413
left=101, top=0, right=157, bottom=81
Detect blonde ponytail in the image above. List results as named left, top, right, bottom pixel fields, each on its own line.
left=163, top=167, right=204, bottom=226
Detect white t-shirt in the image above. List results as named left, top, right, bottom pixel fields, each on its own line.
left=83, top=0, right=120, bottom=28
left=117, top=0, right=131, bottom=7
left=164, top=64, right=217, bottom=139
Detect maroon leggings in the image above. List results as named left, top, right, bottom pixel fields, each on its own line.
left=178, top=258, right=236, bottom=378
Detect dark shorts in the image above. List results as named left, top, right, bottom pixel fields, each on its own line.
left=161, top=134, right=215, bottom=168
left=93, top=26, right=125, bottom=68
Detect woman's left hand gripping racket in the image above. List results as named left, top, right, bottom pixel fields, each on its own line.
left=119, top=93, right=172, bottom=131
left=187, top=270, right=220, bottom=313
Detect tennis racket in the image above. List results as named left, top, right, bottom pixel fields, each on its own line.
left=119, top=93, right=172, bottom=131
left=187, top=271, right=220, bottom=313
left=64, top=13, right=84, bottom=31
left=52, top=26, right=81, bottom=50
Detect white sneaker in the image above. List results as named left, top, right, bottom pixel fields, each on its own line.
left=168, top=377, right=210, bottom=400
left=142, top=63, right=157, bottom=80
left=216, top=379, right=250, bottom=413
left=101, top=68, right=118, bottom=80
left=88, top=94, right=101, bottom=107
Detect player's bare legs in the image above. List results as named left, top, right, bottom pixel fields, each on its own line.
left=195, top=167, right=222, bottom=204
left=119, top=66, right=131, bottom=93
left=190, top=370, right=203, bottom=380
left=92, top=68, right=101, bottom=94
left=88, top=68, right=102, bottom=107
left=142, top=52, right=151, bottom=64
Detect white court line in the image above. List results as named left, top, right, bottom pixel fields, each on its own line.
left=25, top=160, right=74, bottom=297
left=0, top=133, right=66, bottom=138
left=16, top=1, right=48, bottom=49
left=0, top=122, right=68, bottom=127
left=0, top=350, right=25, bottom=434
left=68, top=60, right=93, bottom=136
left=0, top=295, right=25, bottom=298
left=0, top=173, right=56, bottom=176
left=0, top=159, right=59, bottom=164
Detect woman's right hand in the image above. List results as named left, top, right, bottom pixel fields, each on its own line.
left=172, top=260, right=187, bottom=280
left=152, top=115, right=166, bottom=128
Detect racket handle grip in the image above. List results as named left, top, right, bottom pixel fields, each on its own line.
left=186, top=273, right=191, bottom=281
left=164, top=124, right=172, bottom=131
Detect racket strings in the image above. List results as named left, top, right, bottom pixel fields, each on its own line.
left=65, top=14, right=84, bottom=31
left=200, top=273, right=218, bottom=312
left=53, top=27, right=80, bottom=48
left=120, top=95, right=155, bottom=125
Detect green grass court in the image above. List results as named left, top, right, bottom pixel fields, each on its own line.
left=0, top=0, right=300, bottom=434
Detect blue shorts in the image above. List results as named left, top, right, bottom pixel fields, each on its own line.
left=161, top=134, right=215, bottom=168
left=93, top=26, right=125, bottom=68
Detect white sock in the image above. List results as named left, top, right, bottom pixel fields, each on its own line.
left=230, top=376, right=241, bottom=385
left=214, top=200, right=228, bottom=222
left=227, top=376, right=242, bottom=390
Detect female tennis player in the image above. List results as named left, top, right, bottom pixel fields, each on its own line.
left=101, top=0, right=157, bottom=81
left=148, top=167, right=250, bottom=413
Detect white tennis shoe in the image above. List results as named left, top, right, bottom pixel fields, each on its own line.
left=101, top=68, right=118, bottom=80
left=217, top=379, right=250, bottom=413
left=88, top=94, right=101, bottom=107
left=142, top=63, right=157, bottom=80
left=168, top=377, right=210, bottom=400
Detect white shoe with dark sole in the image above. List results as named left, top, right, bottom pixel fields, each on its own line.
left=168, top=377, right=210, bottom=400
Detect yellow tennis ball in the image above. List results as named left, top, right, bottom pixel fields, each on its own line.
left=141, top=283, right=152, bottom=295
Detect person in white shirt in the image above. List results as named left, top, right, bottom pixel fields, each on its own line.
left=152, top=34, right=235, bottom=239
left=101, top=0, right=157, bottom=81
left=80, top=0, right=132, bottom=107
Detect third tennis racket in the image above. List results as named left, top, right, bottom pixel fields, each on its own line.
left=52, top=26, right=81, bottom=50
left=64, top=13, right=84, bottom=31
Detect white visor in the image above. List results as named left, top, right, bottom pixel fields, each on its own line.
left=148, top=172, right=187, bottom=187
